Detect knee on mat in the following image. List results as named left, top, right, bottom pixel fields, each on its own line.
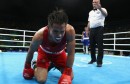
left=36, top=77, right=46, bottom=84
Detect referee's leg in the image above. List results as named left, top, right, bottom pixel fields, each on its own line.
left=89, top=29, right=96, bottom=62
left=96, top=27, right=104, bottom=65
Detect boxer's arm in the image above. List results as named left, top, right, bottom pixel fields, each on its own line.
left=23, top=28, right=43, bottom=79
left=58, top=25, right=75, bottom=84
left=66, top=25, right=75, bottom=68
left=82, top=31, right=84, bottom=38
left=25, top=29, right=43, bottom=64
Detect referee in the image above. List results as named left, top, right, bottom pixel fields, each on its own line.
left=87, top=0, right=108, bottom=67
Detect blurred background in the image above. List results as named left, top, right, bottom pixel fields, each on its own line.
left=0, top=0, right=130, bottom=33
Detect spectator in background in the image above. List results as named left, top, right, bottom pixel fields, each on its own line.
left=81, top=26, right=90, bottom=54
left=87, top=0, right=108, bottom=67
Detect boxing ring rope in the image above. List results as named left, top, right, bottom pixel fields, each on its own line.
left=0, top=28, right=130, bottom=54
left=103, top=32, right=130, bottom=52
left=0, top=28, right=35, bottom=48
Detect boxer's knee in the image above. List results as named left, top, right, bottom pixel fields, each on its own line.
left=35, top=67, right=48, bottom=84
left=36, top=77, right=46, bottom=84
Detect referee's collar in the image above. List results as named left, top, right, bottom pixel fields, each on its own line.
left=93, top=9, right=97, bottom=11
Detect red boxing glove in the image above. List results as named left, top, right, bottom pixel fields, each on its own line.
left=58, top=67, right=72, bottom=84
left=23, top=63, right=34, bottom=80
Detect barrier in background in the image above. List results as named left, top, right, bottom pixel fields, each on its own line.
left=0, top=28, right=130, bottom=54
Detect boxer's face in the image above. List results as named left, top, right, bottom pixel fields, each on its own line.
left=49, top=23, right=66, bottom=43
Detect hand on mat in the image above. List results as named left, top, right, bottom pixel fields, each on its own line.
left=58, top=67, right=72, bottom=84
left=58, top=74, right=72, bottom=84
left=23, top=63, right=34, bottom=80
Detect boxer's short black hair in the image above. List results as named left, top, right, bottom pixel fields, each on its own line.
left=48, top=9, right=68, bottom=27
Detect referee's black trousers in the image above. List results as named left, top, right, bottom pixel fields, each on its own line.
left=89, top=26, right=104, bottom=64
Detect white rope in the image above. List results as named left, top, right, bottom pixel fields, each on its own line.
left=0, top=28, right=130, bottom=52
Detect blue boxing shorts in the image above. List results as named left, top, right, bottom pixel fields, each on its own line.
left=81, top=37, right=90, bottom=46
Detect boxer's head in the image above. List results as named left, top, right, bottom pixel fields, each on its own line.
left=47, top=9, right=68, bottom=43
left=48, top=9, right=68, bottom=28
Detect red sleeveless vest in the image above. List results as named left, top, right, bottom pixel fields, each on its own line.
left=40, top=27, right=66, bottom=54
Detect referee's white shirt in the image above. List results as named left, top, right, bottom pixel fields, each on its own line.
left=88, top=8, right=107, bottom=28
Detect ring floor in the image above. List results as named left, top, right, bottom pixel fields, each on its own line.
left=0, top=52, right=130, bottom=84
